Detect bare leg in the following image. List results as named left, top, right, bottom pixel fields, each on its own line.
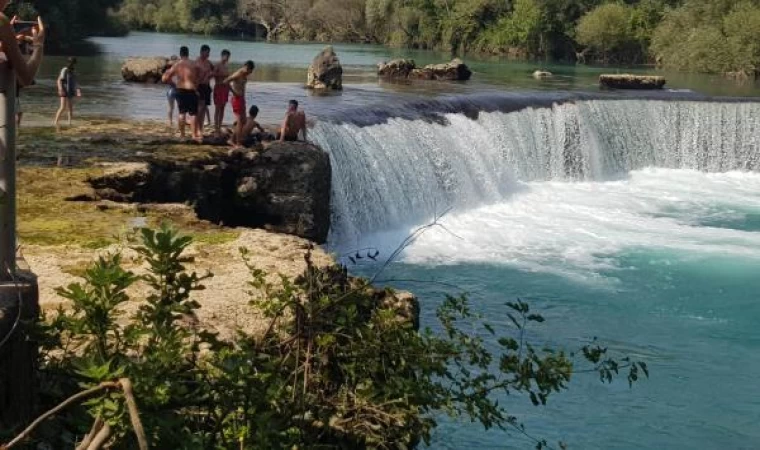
left=53, top=97, right=67, bottom=128
left=214, top=105, right=223, bottom=135
left=67, top=98, right=73, bottom=126
left=168, top=99, right=175, bottom=127
left=192, top=115, right=202, bottom=142
left=179, top=113, right=186, bottom=138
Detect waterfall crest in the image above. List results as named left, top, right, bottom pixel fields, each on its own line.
left=310, top=94, right=760, bottom=243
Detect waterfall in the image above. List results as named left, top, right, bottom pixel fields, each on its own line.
left=310, top=93, right=760, bottom=244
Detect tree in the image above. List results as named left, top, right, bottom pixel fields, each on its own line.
left=576, top=3, right=636, bottom=63
left=237, top=0, right=290, bottom=40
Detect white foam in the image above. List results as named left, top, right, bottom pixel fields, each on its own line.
left=345, top=169, right=760, bottom=282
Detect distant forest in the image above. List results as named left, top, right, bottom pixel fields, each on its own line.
left=15, top=0, right=760, bottom=75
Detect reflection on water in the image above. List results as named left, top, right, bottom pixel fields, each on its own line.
left=17, top=31, right=760, bottom=126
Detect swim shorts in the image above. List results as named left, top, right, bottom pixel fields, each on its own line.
left=231, top=95, right=246, bottom=116
left=198, top=84, right=212, bottom=106
left=176, top=89, right=198, bottom=116
left=213, top=84, right=230, bottom=106
left=166, top=85, right=177, bottom=101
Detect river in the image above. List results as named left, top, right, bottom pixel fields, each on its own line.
left=26, top=32, right=760, bottom=450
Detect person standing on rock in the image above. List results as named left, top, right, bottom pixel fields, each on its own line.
left=196, top=44, right=214, bottom=130
left=212, top=49, right=231, bottom=136
left=162, top=46, right=201, bottom=142
left=54, top=57, right=80, bottom=129
left=223, top=60, right=255, bottom=148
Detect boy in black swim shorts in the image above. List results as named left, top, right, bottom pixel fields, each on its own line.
left=176, top=89, right=198, bottom=117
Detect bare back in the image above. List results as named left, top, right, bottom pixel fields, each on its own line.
left=283, top=110, right=306, bottom=140
left=170, top=60, right=198, bottom=91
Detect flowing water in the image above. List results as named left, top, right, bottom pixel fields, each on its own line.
left=28, top=33, right=760, bottom=448
left=311, top=95, right=760, bottom=449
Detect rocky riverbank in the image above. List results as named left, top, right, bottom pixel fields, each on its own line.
left=15, top=120, right=417, bottom=337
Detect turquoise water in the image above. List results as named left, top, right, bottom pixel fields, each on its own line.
left=26, top=32, right=760, bottom=449
left=340, top=170, right=760, bottom=449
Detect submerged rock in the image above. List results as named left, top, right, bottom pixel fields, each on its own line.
left=307, top=46, right=343, bottom=90
left=122, top=56, right=176, bottom=83
left=599, top=74, right=666, bottom=90
left=533, top=70, right=553, bottom=79
left=87, top=142, right=332, bottom=243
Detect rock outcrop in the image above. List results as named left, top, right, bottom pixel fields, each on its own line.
left=378, top=58, right=472, bottom=81
left=410, top=58, right=473, bottom=81
left=87, top=142, right=332, bottom=243
left=307, top=46, right=343, bottom=90
left=122, top=57, right=176, bottom=83
left=599, top=74, right=666, bottom=90
left=377, top=59, right=417, bottom=78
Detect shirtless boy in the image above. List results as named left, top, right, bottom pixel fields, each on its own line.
left=162, top=46, right=200, bottom=141
left=223, top=60, right=255, bottom=148
left=196, top=44, right=214, bottom=129
left=279, top=100, right=307, bottom=142
left=213, top=49, right=231, bottom=135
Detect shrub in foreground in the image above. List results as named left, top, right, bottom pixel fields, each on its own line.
left=4, top=225, right=647, bottom=449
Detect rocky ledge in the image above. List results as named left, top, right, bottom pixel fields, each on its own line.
left=84, top=142, right=332, bottom=243
left=377, top=58, right=472, bottom=81
left=599, top=74, right=666, bottom=90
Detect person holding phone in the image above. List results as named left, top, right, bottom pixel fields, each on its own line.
left=0, top=8, right=45, bottom=88
left=54, top=57, right=80, bottom=129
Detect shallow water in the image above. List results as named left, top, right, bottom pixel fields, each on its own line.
left=19, top=31, right=760, bottom=127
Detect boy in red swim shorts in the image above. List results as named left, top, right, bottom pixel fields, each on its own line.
left=223, top=60, right=255, bottom=148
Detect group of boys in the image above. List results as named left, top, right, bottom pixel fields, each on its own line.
left=162, top=45, right=307, bottom=148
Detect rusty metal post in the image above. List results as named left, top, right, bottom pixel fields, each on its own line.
left=0, top=61, right=39, bottom=431
left=0, top=61, right=16, bottom=280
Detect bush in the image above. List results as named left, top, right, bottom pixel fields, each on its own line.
left=4, top=225, right=648, bottom=449
left=576, top=3, right=638, bottom=63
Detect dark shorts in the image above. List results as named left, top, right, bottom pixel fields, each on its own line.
left=167, top=85, right=177, bottom=101
left=176, top=89, right=198, bottom=116
left=275, top=132, right=299, bottom=142
left=198, top=84, right=212, bottom=106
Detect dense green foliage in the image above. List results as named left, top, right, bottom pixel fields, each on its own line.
left=4, top=225, right=647, bottom=449
left=10, top=0, right=759, bottom=72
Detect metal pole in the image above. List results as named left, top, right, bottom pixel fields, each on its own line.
left=0, top=62, right=16, bottom=280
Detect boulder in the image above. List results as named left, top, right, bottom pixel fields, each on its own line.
left=533, top=70, right=553, bottom=79
left=409, top=58, right=472, bottom=81
left=87, top=142, right=332, bottom=243
left=377, top=58, right=417, bottom=78
left=307, top=46, right=343, bottom=90
left=599, top=74, right=666, bottom=90
left=121, top=56, right=175, bottom=83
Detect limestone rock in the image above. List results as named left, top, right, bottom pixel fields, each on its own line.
left=121, top=56, right=176, bottom=83
left=533, top=70, right=553, bottom=79
left=307, top=46, right=343, bottom=90
left=410, top=58, right=472, bottom=81
left=87, top=142, right=332, bottom=243
left=599, top=74, right=666, bottom=90
left=377, top=58, right=417, bottom=78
